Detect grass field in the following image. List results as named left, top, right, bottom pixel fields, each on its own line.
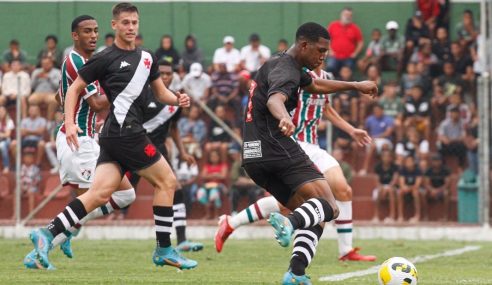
left=1, top=238, right=491, bottom=284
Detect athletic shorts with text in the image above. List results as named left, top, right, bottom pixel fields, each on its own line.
left=243, top=154, right=324, bottom=206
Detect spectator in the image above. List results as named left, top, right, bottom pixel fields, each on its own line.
left=1, top=59, right=29, bottom=116
left=450, top=41, right=473, bottom=75
left=464, top=110, right=478, bottom=174
left=431, top=61, right=465, bottom=122
left=204, top=105, right=234, bottom=161
left=432, top=27, right=452, bottom=62
left=398, top=39, right=416, bottom=77
left=358, top=65, right=383, bottom=123
left=379, top=21, right=404, bottom=71
left=275, top=39, right=289, bottom=54
left=333, top=111, right=356, bottom=152
left=422, top=153, right=451, bottom=221
left=2, top=39, right=27, bottom=71
left=37, top=35, right=63, bottom=68
left=45, top=109, right=62, bottom=174
left=197, top=150, right=228, bottom=219
left=178, top=105, right=207, bottom=157
left=397, top=155, right=423, bottom=223
left=13, top=105, right=47, bottom=166
left=213, top=36, right=240, bottom=73
left=96, top=33, right=115, bottom=53
left=378, top=81, right=403, bottom=140
left=445, top=93, right=470, bottom=127
left=395, top=127, right=429, bottom=168
left=372, top=150, right=398, bottom=223
left=332, top=148, right=353, bottom=184
left=229, top=152, right=263, bottom=215
left=29, top=56, right=61, bottom=121
left=20, top=150, right=41, bottom=214
left=333, top=66, right=358, bottom=123
left=135, top=34, right=144, bottom=48
left=409, top=42, right=439, bottom=76
left=155, top=35, right=181, bottom=71
left=175, top=156, right=199, bottom=213
left=181, top=34, right=204, bottom=73
left=182, top=63, right=211, bottom=101
left=456, top=10, right=479, bottom=48
left=326, top=7, right=364, bottom=75
left=357, top=28, right=382, bottom=73
left=360, top=104, right=394, bottom=175
left=403, top=85, right=431, bottom=141
left=240, top=33, right=271, bottom=74
left=400, top=63, right=422, bottom=97
left=209, top=63, right=240, bottom=111
left=416, top=0, right=440, bottom=34
left=0, top=106, right=14, bottom=173
left=405, top=10, right=430, bottom=46
left=437, top=107, right=467, bottom=166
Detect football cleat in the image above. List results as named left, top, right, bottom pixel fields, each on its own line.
left=153, top=246, right=198, bottom=270
left=176, top=240, right=204, bottom=252
left=23, top=250, right=44, bottom=269
left=268, top=212, right=293, bottom=247
left=29, top=228, right=54, bottom=269
left=214, top=215, right=234, bottom=253
left=282, top=271, right=312, bottom=285
left=339, top=247, right=376, bottom=262
left=60, top=235, right=74, bottom=258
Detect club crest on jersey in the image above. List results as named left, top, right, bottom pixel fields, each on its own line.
left=148, top=102, right=157, bottom=108
left=81, top=169, right=92, bottom=180
left=120, top=61, right=130, bottom=69
left=144, top=143, right=157, bottom=158
left=144, top=58, right=151, bottom=69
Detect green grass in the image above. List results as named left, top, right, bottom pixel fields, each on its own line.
left=1, top=238, right=491, bottom=284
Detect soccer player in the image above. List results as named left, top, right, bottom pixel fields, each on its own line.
left=215, top=64, right=377, bottom=262
left=128, top=59, right=203, bottom=252
left=27, top=3, right=196, bottom=270
left=23, top=15, right=137, bottom=270
left=239, top=22, right=377, bottom=284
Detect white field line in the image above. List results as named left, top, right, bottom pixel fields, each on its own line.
left=319, top=245, right=481, bottom=282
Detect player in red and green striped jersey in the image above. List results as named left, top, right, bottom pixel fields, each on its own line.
left=216, top=63, right=376, bottom=262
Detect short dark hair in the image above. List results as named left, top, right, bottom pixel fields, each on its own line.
left=71, top=15, right=95, bottom=32
left=45, top=35, right=58, bottom=44
left=296, top=22, right=330, bottom=43
left=278, top=38, right=288, bottom=45
left=112, top=2, right=139, bottom=19
left=105, top=33, right=115, bottom=39
left=464, top=9, right=473, bottom=16
left=449, top=106, right=460, bottom=113
left=9, top=39, right=19, bottom=46
left=249, top=33, right=260, bottom=42
left=157, top=59, right=172, bottom=67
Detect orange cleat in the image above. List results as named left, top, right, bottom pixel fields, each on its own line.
left=215, top=215, right=234, bottom=253
left=339, top=247, right=376, bottom=262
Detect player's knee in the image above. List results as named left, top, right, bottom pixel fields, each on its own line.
left=156, top=174, right=178, bottom=193
left=337, top=185, right=352, bottom=201
left=328, top=199, right=340, bottom=220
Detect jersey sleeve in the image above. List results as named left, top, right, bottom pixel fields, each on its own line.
left=267, top=62, right=300, bottom=100
left=78, top=51, right=108, bottom=87
left=299, top=69, right=313, bottom=88
left=68, top=53, right=99, bottom=100
left=148, top=51, right=160, bottom=82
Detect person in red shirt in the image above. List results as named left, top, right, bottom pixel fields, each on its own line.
left=326, top=7, right=364, bottom=75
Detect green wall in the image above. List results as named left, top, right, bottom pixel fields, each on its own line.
left=0, top=1, right=480, bottom=65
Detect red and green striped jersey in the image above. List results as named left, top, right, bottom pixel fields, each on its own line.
left=58, top=50, right=100, bottom=137
left=292, top=69, right=333, bottom=145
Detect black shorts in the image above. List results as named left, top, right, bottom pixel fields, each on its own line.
left=97, top=134, right=161, bottom=175
left=126, top=143, right=169, bottom=187
left=242, top=154, right=324, bottom=206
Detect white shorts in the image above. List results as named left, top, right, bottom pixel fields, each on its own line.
left=56, top=132, right=100, bottom=189
left=298, top=141, right=339, bottom=173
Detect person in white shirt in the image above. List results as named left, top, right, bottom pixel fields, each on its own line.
left=1, top=59, right=30, bottom=116
left=240, top=33, right=271, bottom=73
left=182, top=63, right=211, bottom=101
left=213, top=36, right=240, bottom=73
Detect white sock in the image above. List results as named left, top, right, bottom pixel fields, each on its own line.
left=229, top=196, right=280, bottom=229
left=51, top=188, right=136, bottom=247
left=335, top=200, right=353, bottom=257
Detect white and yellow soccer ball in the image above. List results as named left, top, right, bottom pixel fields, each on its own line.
left=378, top=257, right=418, bottom=285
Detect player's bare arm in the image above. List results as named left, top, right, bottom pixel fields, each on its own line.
left=305, top=79, right=378, bottom=98
left=150, top=78, right=190, bottom=107
left=266, top=93, right=295, bottom=136
left=64, top=76, right=88, bottom=151
left=170, top=120, right=196, bottom=166
left=324, top=103, right=371, bottom=146
left=86, top=94, right=110, bottom=112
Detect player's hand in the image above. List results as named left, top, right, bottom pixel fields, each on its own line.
left=180, top=153, right=196, bottom=166
left=355, top=81, right=378, bottom=99
left=278, top=117, right=295, bottom=137
left=176, top=92, right=191, bottom=108
left=65, top=123, right=83, bottom=152
left=350, top=128, right=372, bottom=147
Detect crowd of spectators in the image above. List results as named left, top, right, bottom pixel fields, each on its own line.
left=0, top=3, right=485, bottom=222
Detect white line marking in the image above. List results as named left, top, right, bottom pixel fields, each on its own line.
left=319, top=245, right=481, bottom=282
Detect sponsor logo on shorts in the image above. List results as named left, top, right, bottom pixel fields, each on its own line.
left=243, top=140, right=262, bottom=159
left=81, top=169, right=92, bottom=181
left=144, top=144, right=157, bottom=158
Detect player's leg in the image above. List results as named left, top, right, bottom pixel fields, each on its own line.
left=137, top=156, right=197, bottom=270
left=174, top=187, right=203, bottom=252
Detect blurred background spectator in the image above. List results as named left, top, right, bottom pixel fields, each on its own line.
left=213, top=36, right=240, bottom=73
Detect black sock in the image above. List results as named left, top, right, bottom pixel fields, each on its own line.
left=153, top=206, right=173, bottom=248
left=173, top=190, right=187, bottom=244
left=287, top=198, right=334, bottom=229
left=289, top=224, right=324, bottom=276
left=47, top=198, right=87, bottom=238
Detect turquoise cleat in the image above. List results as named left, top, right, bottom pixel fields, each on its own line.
left=176, top=240, right=204, bottom=252
left=282, top=271, right=312, bottom=285
left=60, top=236, right=74, bottom=258
left=153, top=246, right=198, bottom=270
left=29, top=228, right=54, bottom=269
left=267, top=212, right=294, bottom=247
left=23, top=250, right=43, bottom=269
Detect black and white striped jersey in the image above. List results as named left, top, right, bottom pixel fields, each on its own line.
left=78, top=44, right=160, bottom=137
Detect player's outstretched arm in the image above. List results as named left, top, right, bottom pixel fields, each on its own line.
left=170, top=121, right=196, bottom=166
left=150, top=78, right=190, bottom=107
left=65, top=76, right=87, bottom=151
left=324, top=104, right=371, bottom=147
left=305, top=79, right=378, bottom=98
left=266, top=93, right=295, bottom=136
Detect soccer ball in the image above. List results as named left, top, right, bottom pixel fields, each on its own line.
left=378, top=257, right=418, bottom=285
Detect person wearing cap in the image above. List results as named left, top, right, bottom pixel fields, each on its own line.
left=239, top=33, right=271, bottom=74
left=380, top=20, right=405, bottom=71
left=213, top=36, right=240, bottom=73
left=182, top=62, right=211, bottom=101
left=422, top=153, right=451, bottom=221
